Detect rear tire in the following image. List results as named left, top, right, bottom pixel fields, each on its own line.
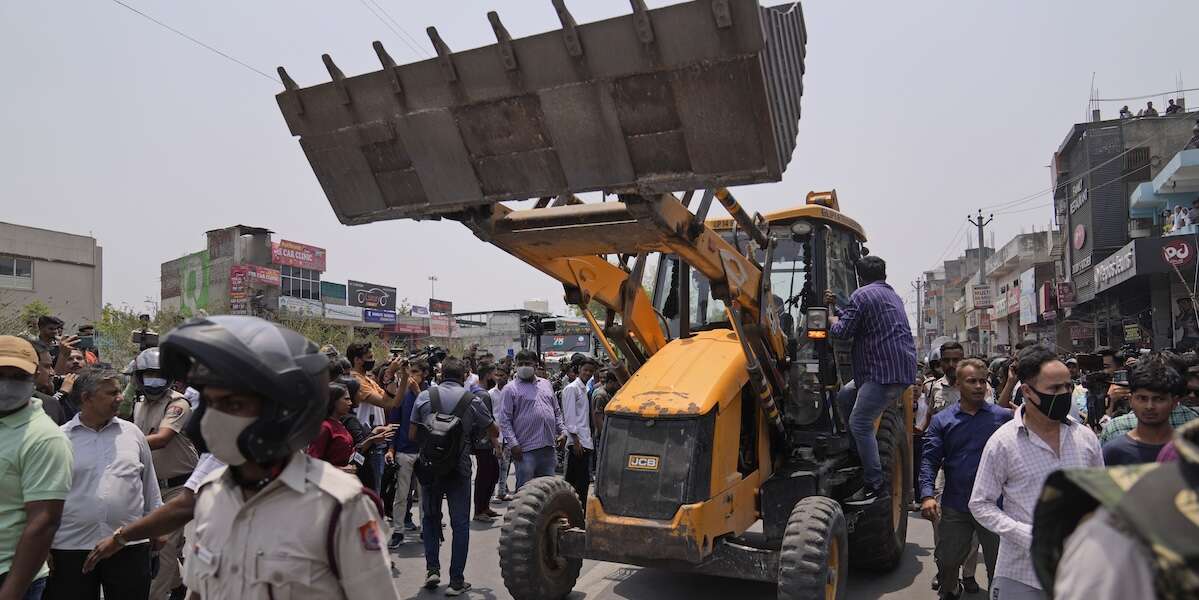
left=847, top=404, right=910, bottom=570
left=778, top=496, right=848, bottom=600
left=498, top=477, right=583, bottom=600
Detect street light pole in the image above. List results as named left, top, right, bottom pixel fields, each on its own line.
left=428, top=275, right=438, bottom=300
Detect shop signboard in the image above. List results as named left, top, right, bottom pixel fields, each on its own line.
left=1094, top=241, right=1137, bottom=293
left=320, top=281, right=347, bottom=305
left=1019, top=268, right=1037, bottom=325
left=429, top=298, right=453, bottom=314
left=1004, top=286, right=1020, bottom=317
left=966, top=311, right=979, bottom=330
left=1069, top=323, right=1095, bottom=340
left=1124, top=324, right=1141, bottom=342
left=348, top=280, right=397, bottom=310
left=1056, top=282, right=1076, bottom=308
left=1161, top=239, right=1195, bottom=268
left=324, top=304, right=362, bottom=322
left=363, top=308, right=397, bottom=324
left=969, top=283, right=993, bottom=309
left=271, top=240, right=327, bottom=271
left=229, top=265, right=281, bottom=315
left=391, top=316, right=429, bottom=335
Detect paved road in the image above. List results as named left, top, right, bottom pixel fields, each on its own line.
left=388, top=498, right=949, bottom=600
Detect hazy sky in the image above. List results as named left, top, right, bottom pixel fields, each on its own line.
left=4, top=0, right=1197, bottom=320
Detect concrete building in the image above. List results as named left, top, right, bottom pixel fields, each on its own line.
left=0, top=222, right=102, bottom=331
left=985, top=231, right=1053, bottom=352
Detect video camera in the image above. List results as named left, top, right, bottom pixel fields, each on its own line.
left=407, top=344, right=448, bottom=372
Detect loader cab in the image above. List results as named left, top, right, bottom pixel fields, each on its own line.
left=652, top=190, right=867, bottom=386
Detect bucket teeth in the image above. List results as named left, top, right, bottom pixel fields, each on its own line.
left=628, top=0, right=655, bottom=44
left=425, top=26, right=458, bottom=82
left=372, top=41, right=404, bottom=96
left=276, top=66, right=299, bottom=91
left=487, top=11, right=518, bottom=71
left=551, top=0, right=583, bottom=57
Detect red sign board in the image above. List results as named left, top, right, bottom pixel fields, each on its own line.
left=1162, top=239, right=1195, bottom=268
left=1056, top=282, right=1076, bottom=308
left=272, top=240, right=327, bottom=271
left=429, top=298, right=453, bottom=314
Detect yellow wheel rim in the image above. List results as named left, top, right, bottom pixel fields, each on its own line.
left=826, top=536, right=840, bottom=600
left=891, top=453, right=903, bottom=531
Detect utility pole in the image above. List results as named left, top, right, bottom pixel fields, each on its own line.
left=428, top=275, right=438, bottom=300
left=967, top=210, right=994, bottom=285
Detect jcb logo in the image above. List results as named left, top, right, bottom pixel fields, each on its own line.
left=627, top=454, right=660, bottom=471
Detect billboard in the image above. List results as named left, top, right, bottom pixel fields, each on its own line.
left=1018, top=268, right=1037, bottom=325
left=410, top=305, right=430, bottom=318
left=271, top=240, right=327, bottom=271
left=348, top=280, right=397, bottom=310
left=278, top=296, right=322, bottom=317
left=324, top=304, right=362, bottom=322
left=429, top=298, right=453, bottom=314
left=430, top=315, right=451, bottom=337
left=363, top=309, right=398, bottom=324
left=173, top=251, right=210, bottom=317
left=229, top=265, right=281, bottom=314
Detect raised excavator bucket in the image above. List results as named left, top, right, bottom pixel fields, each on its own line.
left=277, top=0, right=807, bottom=224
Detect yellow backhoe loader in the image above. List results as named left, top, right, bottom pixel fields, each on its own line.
left=275, top=2, right=912, bottom=598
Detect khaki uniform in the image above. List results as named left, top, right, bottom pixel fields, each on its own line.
left=183, top=452, right=400, bottom=600
left=133, top=390, right=198, bottom=598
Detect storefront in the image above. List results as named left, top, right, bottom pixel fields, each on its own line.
left=1093, top=235, right=1199, bottom=350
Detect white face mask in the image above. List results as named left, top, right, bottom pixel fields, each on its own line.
left=0, top=380, right=33, bottom=411
left=515, top=366, right=536, bottom=381
left=200, top=408, right=257, bottom=466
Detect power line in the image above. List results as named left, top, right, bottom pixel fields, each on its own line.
left=356, top=0, right=429, bottom=59
left=980, top=144, right=1140, bottom=211
left=374, top=0, right=431, bottom=58
left=105, top=0, right=280, bottom=84
left=1093, top=86, right=1199, bottom=102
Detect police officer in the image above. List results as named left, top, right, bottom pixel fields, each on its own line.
left=131, top=347, right=198, bottom=599
left=1032, top=418, right=1199, bottom=600
left=161, top=315, right=400, bottom=600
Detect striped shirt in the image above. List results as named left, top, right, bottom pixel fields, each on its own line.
left=829, top=281, right=917, bottom=385
left=968, top=406, right=1104, bottom=590
left=1098, top=403, right=1199, bottom=444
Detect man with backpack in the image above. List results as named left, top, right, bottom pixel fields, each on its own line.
left=409, top=357, right=501, bottom=595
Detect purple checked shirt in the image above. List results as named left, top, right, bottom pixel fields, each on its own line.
left=830, top=281, right=917, bottom=386
left=496, top=377, right=566, bottom=453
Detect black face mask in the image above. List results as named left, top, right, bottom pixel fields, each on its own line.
left=362, top=360, right=376, bottom=372
left=1028, top=386, right=1073, bottom=422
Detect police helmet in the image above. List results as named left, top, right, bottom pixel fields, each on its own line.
left=159, top=315, right=329, bottom=465
left=133, top=348, right=170, bottom=396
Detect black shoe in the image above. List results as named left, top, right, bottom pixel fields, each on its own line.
left=387, top=532, right=404, bottom=550
left=931, top=572, right=941, bottom=591
left=961, top=576, right=980, bottom=594
left=844, top=486, right=879, bottom=506
left=425, top=570, right=441, bottom=589
left=445, top=581, right=472, bottom=596
left=941, top=583, right=963, bottom=600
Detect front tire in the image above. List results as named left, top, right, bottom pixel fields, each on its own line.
left=847, top=404, right=910, bottom=570
left=498, top=476, right=583, bottom=600
left=778, top=495, right=849, bottom=600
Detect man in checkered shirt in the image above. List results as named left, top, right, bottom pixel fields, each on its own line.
left=969, top=346, right=1103, bottom=599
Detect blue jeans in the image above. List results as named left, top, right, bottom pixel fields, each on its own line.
left=514, top=446, right=558, bottom=490
left=420, top=471, right=472, bottom=583
left=0, top=574, right=46, bottom=600
left=837, top=381, right=906, bottom=491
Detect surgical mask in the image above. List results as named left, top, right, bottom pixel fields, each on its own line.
left=0, top=380, right=34, bottom=411
left=516, top=366, right=536, bottom=381
left=363, top=360, right=376, bottom=372
left=1029, top=387, right=1073, bottom=422
left=200, top=408, right=257, bottom=466
left=142, top=377, right=169, bottom=397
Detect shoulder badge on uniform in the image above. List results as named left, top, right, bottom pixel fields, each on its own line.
left=166, top=405, right=185, bottom=419
left=358, top=520, right=382, bottom=551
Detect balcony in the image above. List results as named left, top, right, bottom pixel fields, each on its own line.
left=985, top=232, right=1050, bottom=278
left=1128, top=148, right=1199, bottom=222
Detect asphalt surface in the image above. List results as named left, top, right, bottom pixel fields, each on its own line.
left=388, top=487, right=948, bottom=600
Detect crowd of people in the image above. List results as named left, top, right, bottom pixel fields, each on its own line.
left=913, top=339, right=1199, bottom=599
left=1119, top=98, right=1187, bottom=118
left=0, top=312, right=623, bottom=600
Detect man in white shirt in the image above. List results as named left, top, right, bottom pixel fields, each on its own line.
left=969, top=346, right=1103, bottom=599
left=45, top=368, right=162, bottom=600
left=562, top=358, right=598, bottom=503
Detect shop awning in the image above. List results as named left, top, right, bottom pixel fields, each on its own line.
left=1154, top=148, right=1199, bottom=195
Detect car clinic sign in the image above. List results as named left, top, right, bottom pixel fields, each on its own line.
left=271, top=240, right=326, bottom=271
left=347, top=280, right=397, bottom=310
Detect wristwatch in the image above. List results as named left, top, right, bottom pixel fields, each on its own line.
left=112, top=526, right=129, bottom=548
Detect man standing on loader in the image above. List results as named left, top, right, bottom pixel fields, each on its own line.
left=828, top=255, right=918, bottom=505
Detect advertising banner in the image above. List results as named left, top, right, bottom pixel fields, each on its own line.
left=169, top=250, right=210, bottom=317
left=363, top=308, right=397, bottom=324
left=430, top=315, right=451, bottom=337
left=1056, top=282, right=1076, bottom=308
left=429, top=298, right=453, bottom=314
left=410, top=305, right=430, bottom=318
left=970, top=284, right=993, bottom=309
left=271, top=240, right=327, bottom=271
left=391, top=316, right=429, bottom=335
left=348, top=280, right=397, bottom=310
left=1019, top=268, right=1037, bottom=326
left=229, top=265, right=281, bottom=314
left=324, top=304, right=362, bottom=322
left=278, top=296, right=322, bottom=317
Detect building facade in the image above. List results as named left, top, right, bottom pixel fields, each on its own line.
left=0, top=222, right=103, bottom=331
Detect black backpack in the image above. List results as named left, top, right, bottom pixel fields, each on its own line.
left=416, top=387, right=473, bottom=482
